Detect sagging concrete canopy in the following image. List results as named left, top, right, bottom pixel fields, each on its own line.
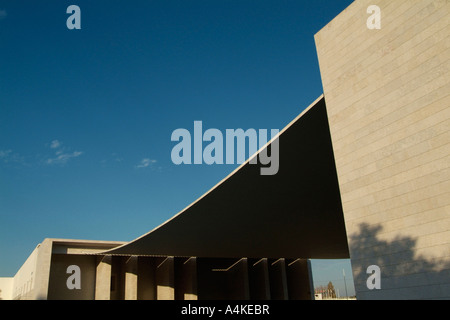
left=105, top=96, right=349, bottom=259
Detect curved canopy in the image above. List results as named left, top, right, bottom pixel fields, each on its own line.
left=105, top=96, right=349, bottom=259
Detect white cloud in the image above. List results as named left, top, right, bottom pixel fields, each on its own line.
left=136, top=158, right=157, bottom=168
left=46, top=151, right=83, bottom=165
left=45, top=140, right=83, bottom=165
left=50, top=140, right=61, bottom=149
left=0, top=149, right=25, bottom=165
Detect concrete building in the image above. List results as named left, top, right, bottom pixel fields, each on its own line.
left=0, top=238, right=315, bottom=300
left=314, top=0, right=449, bottom=299
left=1, top=0, right=448, bottom=300
left=0, top=239, right=125, bottom=300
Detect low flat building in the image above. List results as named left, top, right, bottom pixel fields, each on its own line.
left=0, top=238, right=314, bottom=300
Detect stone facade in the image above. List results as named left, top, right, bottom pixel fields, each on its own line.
left=315, top=0, right=450, bottom=299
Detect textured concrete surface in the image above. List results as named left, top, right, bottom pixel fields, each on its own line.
left=315, top=0, right=450, bottom=299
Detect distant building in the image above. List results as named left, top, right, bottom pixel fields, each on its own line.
left=1, top=0, right=448, bottom=300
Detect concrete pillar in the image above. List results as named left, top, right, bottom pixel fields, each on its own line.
left=137, top=257, right=156, bottom=300
left=110, top=256, right=128, bottom=300
left=227, top=258, right=250, bottom=300
left=269, top=258, right=289, bottom=300
left=95, top=255, right=112, bottom=300
left=249, top=258, right=271, bottom=300
left=175, top=257, right=198, bottom=300
left=124, top=256, right=138, bottom=300
left=156, top=257, right=175, bottom=300
left=196, top=258, right=233, bottom=299
left=196, top=258, right=253, bottom=299
left=286, top=259, right=314, bottom=300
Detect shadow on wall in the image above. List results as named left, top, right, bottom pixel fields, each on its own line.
left=349, top=223, right=449, bottom=299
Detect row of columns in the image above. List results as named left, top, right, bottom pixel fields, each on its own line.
left=94, top=256, right=313, bottom=300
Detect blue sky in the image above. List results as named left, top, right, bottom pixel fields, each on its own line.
left=0, top=0, right=354, bottom=295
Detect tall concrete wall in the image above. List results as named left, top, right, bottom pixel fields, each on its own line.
left=315, top=0, right=450, bottom=299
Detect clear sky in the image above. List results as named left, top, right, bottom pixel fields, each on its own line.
left=0, top=0, right=355, bottom=294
